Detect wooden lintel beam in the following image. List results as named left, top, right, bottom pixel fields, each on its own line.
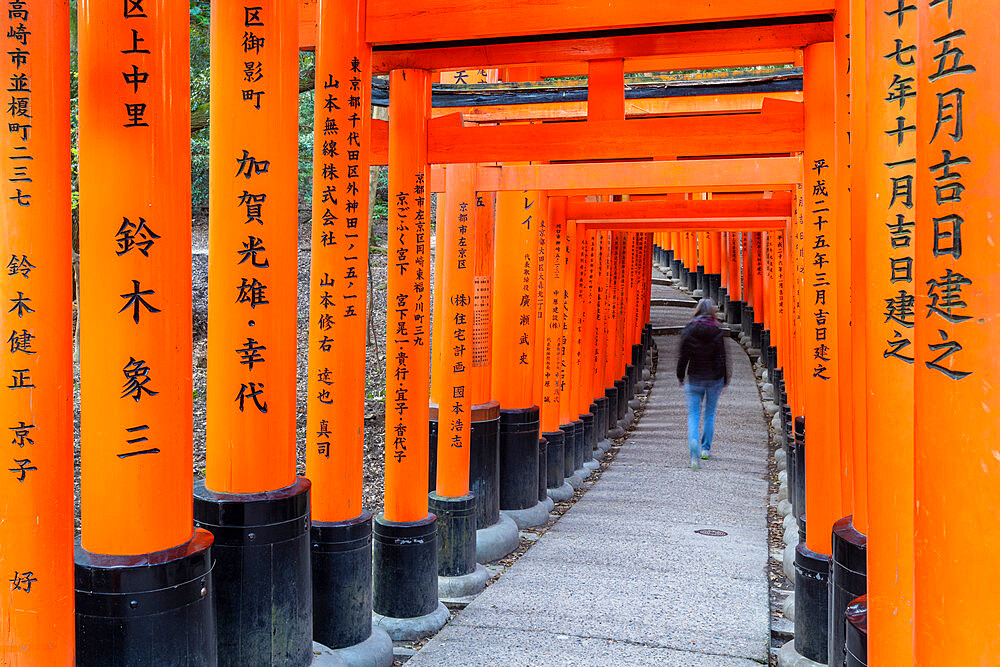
left=365, top=22, right=833, bottom=72
left=576, top=218, right=787, bottom=231
left=363, top=1, right=834, bottom=45
left=566, top=198, right=792, bottom=220
left=428, top=156, right=802, bottom=193
left=533, top=49, right=799, bottom=77
left=424, top=100, right=802, bottom=163
left=429, top=91, right=803, bottom=124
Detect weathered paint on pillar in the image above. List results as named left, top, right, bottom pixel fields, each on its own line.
left=802, top=41, right=842, bottom=555
left=307, top=0, right=370, bottom=522
left=435, top=164, right=475, bottom=498
left=384, top=69, right=430, bottom=523
left=0, top=0, right=73, bottom=660
left=914, top=3, right=1000, bottom=662
left=863, top=0, right=915, bottom=657
left=492, top=190, right=539, bottom=409
left=78, top=0, right=193, bottom=555
left=207, top=0, right=299, bottom=493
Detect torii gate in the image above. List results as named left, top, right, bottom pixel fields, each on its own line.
left=2, top=2, right=998, bottom=667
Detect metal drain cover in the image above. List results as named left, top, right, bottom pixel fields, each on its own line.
left=694, top=529, right=728, bottom=537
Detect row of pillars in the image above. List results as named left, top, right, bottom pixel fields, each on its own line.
left=656, top=13, right=998, bottom=665
left=0, top=1, right=655, bottom=664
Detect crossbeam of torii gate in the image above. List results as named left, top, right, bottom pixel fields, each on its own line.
left=427, top=157, right=801, bottom=195
left=567, top=198, right=791, bottom=232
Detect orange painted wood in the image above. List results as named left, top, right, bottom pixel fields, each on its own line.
left=832, top=1, right=854, bottom=519
left=577, top=220, right=786, bottom=232
left=587, top=59, right=625, bottom=122
left=307, top=0, right=370, bottom=522
left=369, top=22, right=833, bottom=73
left=566, top=198, right=791, bottom=221
left=364, top=0, right=834, bottom=45
left=434, top=164, right=475, bottom=498
left=430, top=157, right=802, bottom=194
left=914, top=1, right=1000, bottom=662
left=206, top=0, right=299, bottom=494
left=78, top=0, right=193, bottom=555
left=0, top=0, right=74, bottom=659
left=531, top=193, right=550, bottom=410
left=426, top=103, right=803, bottom=164
left=863, top=0, right=913, bottom=659
left=430, top=91, right=804, bottom=124
left=536, top=49, right=799, bottom=77
left=539, top=198, right=567, bottom=434
left=801, top=41, right=841, bottom=557
left=383, top=69, right=431, bottom=523
left=491, top=191, right=539, bottom=408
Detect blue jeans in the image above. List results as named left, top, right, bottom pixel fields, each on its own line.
left=684, top=378, right=724, bottom=460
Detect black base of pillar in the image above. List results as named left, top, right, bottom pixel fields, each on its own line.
left=696, top=265, right=706, bottom=293
left=685, top=266, right=696, bottom=290
left=709, top=274, right=721, bottom=303
left=665, top=249, right=674, bottom=267
left=75, top=530, right=217, bottom=667
left=614, top=378, right=627, bottom=421
left=537, top=437, right=548, bottom=503
left=193, top=478, right=313, bottom=667
left=498, top=406, right=541, bottom=512
left=372, top=513, right=439, bottom=619
left=672, top=259, right=682, bottom=281
left=594, top=396, right=609, bottom=441
left=560, top=422, right=577, bottom=479
left=429, top=402, right=501, bottom=530
left=572, top=419, right=585, bottom=472
left=543, top=430, right=566, bottom=489
left=793, top=416, right=806, bottom=535
left=794, top=542, right=831, bottom=664
left=624, top=363, right=636, bottom=399
left=581, top=411, right=595, bottom=458
left=727, top=300, right=743, bottom=325
left=742, top=305, right=754, bottom=337
left=761, top=330, right=771, bottom=368
left=312, top=512, right=374, bottom=650
left=429, top=493, right=477, bottom=577
left=845, top=595, right=868, bottom=667
left=751, top=322, right=763, bottom=350
left=830, top=517, right=868, bottom=667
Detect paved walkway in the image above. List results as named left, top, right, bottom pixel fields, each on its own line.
left=410, top=282, right=771, bottom=666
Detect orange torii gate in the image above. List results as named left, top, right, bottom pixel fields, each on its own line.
left=4, top=0, right=999, bottom=665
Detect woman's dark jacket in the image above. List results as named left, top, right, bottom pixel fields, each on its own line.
left=676, top=317, right=730, bottom=385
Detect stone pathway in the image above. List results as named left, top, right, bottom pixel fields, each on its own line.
left=410, top=283, right=771, bottom=666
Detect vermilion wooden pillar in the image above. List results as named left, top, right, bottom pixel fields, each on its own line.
left=373, top=68, right=445, bottom=634
left=914, top=4, right=999, bottom=663
left=200, top=3, right=312, bottom=662
left=434, top=164, right=475, bottom=499
left=792, top=41, right=840, bottom=665
left=76, top=0, right=215, bottom=661
left=307, top=1, right=387, bottom=657
left=0, top=2, right=73, bottom=662
left=308, top=0, right=371, bottom=525
left=541, top=196, right=571, bottom=500
left=863, top=0, right=914, bottom=661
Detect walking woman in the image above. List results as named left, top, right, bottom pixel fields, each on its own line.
left=676, top=298, right=730, bottom=469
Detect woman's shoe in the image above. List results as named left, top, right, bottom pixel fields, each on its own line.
left=690, top=458, right=701, bottom=470
left=701, top=449, right=710, bottom=460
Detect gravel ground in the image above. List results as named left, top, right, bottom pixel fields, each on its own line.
left=72, top=205, right=401, bottom=535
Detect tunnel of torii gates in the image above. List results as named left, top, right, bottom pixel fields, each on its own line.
left=0, top=0, right=997, bottom=666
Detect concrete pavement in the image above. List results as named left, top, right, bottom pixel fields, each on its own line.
left=410, top=287, right=771, bottom=666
